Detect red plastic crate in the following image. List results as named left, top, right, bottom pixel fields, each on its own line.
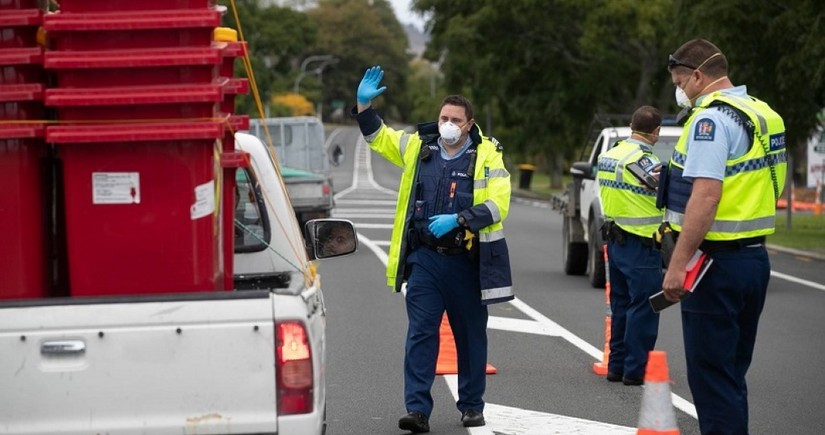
left=0, top=83, right=43, bottom=120
left=48, top=122, right=227, bottom=296
left=0, top=9, right=42, bottom=48
left=44, top=9, right=220, bottom=51
left=0, top=0, right=46, bottom=9
left=45, top=81, right=225, bottom=121
left=216, top=40, right=246, bottom=78
left=0, top=46, right=44, bottom=85
left=0, top=132, right=49, bottom=299
left=221, top=77, right=248, bottom=113
left=56, top=0, right=214, bottom=13
left=45, top=46, right=222, bottom=87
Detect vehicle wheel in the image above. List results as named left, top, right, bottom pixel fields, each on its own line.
left=563, top=216, right=587, bottom=275
left=588, top=217, right=606, bottom=288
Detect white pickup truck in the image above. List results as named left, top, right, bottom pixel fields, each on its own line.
left=552, top=124, right=681, bottom=288
left=0, top=133, right=355, bottom=435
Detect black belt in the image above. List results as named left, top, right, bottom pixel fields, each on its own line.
left=700, top=236, right=765, bottom=253
left=424, top=245, right=466, bottom=256
left=606, top=223, right=654, bottom=248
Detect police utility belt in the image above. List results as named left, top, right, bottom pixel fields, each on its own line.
left=652, top=221, right=765, bottom=267
left=602, top=221, right=654, bottom=247
left=417, top=229, right=467, bottom=256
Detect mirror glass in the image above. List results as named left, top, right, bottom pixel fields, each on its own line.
left=307, top=219, right=357, bottom=259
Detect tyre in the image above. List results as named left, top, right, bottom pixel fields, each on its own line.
left=563, top=216, right=587, bottom=275
left=588, top=217, right=606, bottom=288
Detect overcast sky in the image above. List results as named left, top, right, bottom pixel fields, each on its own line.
left=388, top=0, right=426, bottom=31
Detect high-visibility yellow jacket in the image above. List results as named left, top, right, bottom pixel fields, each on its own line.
left=597, top=139, right=662, bottom=238
left=663, top=92, right=786, bottom=240
left=354, top=107, right=514, bottom=305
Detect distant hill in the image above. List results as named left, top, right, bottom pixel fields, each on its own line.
left=403, top=23, right=429, bottom=58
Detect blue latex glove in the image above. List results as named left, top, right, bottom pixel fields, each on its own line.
left=428, top=214, right=458, bottom=238
left=357, top=65, right=387, bottom=104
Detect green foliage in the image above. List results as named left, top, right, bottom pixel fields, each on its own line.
left=309, top=0, right=412, bottom=121
left=218, top=0, right=319, bottom=116
left=676, top=0, right=825, bottom=179
left=413, top=0, right=824, bottom=185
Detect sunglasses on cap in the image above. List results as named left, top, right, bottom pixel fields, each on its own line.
left=667, top=54, right=697, bottom=71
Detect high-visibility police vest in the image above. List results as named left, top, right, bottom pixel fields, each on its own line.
left=663, top=92, right=787, bottom=240
left=353, top=106, right=514, bottom=305
left=597, top=140, right=662, bottom=238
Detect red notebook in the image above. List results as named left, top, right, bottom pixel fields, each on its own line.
left=649, top=250, right=714, bottom=312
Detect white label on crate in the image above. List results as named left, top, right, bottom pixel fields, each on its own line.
left=190, top=180, right=215, bottom=220
left=92, top=172, right=140, bottom=205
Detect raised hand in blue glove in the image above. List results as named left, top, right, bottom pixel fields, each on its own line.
left=357, top=65, right=387, bottom=104
left=428, top=214, right=458, bottom=238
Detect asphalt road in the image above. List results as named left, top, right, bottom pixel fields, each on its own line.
left=320, top=125, right=825, bottom=435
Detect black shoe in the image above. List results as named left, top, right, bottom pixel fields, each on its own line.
left=622, top=376, right=644, bottom=386
left=606, top=371, right=623, bottom=382
left=398, top=411, right=429, bottom=433
left=461, top=410, right=485, bottom=427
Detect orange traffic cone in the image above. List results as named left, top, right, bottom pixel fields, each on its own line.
left=435, top=314, right=497, bottom=375
left=637, top=351, right=679, bottom=434
left=593, top=244, right=611, bottom=375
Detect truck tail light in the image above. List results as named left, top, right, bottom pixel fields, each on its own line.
left=276, top=321, right=314, bottom=415
left=322, top=182, right=331, bottom=196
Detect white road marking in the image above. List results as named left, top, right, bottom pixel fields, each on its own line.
left=444, top=376, right=636, bottom=434
left=770, top=271, right=825, bottom=292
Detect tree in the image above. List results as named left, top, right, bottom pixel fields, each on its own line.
left=308, top=0, right=412, bottom=121
left=218, top=0, right=319, bottom=116
left=675, top=0, right=825, bottom=184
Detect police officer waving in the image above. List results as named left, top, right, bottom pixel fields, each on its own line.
left=353, top=66, right=514, bottom=433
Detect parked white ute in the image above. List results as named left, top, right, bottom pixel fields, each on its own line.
left=0, top=132, right=355, bottom=435
left=552, top=124, right=681, bottom=288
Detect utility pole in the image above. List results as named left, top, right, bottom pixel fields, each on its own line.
left=293, top=55, right=338, bottom=121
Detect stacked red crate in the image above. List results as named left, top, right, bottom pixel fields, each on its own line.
left=0, top=3, right=49, bottom=299
left=213, top=27, right=250, bottom=289
left=42, top=3, right=248, bottom=296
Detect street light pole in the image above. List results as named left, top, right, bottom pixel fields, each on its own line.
left=293, top=55, right=338, bottom=121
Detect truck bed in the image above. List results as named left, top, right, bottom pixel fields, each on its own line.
left=0, top=291, right=279, bottom=435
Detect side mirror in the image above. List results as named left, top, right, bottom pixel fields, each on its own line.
left=570, top=161, right=596, bottom=180
left=305, top=219, right=358, bottom=259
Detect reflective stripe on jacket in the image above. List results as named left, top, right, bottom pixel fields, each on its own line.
left=597, top=140, right=662, bottom=238
left=664, top=93, right=786, bottom=240
left=354, top=107, right=514, bottom=305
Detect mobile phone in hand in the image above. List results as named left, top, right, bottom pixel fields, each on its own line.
left=626, top=161, right=658, bottom=190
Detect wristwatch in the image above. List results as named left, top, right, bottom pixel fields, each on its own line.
left=457, top=214, right=467, bottom=228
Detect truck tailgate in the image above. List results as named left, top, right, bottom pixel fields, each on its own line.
left=0, top=291, right=278, bottom=435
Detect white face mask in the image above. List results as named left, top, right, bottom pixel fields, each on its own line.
left=439, top=121, right=462, bottom=146
left=675, top=86, right=692, bottom=109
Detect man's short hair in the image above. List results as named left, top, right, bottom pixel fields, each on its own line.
left=630, top=105, right=662, bottom=134
left=441, top=95, right=474, bottom=121
left=670, top=39, right=728, bottom=78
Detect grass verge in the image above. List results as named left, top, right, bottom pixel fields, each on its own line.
left=769, top=212, right=825, bottom=254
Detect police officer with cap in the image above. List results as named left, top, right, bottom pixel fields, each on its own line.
left=352, top=66, right=514, bottom=433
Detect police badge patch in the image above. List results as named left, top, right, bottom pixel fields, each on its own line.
left=694, top=118, right=715, bottom=141
left=637, top=156, right=654, bottom=171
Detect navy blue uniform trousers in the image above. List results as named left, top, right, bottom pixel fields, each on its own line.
left=607, top=235, right=662, bottom=380
left=403, top=247, right=488, bottom=417
left=682, top=245, right=769, bottom=435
